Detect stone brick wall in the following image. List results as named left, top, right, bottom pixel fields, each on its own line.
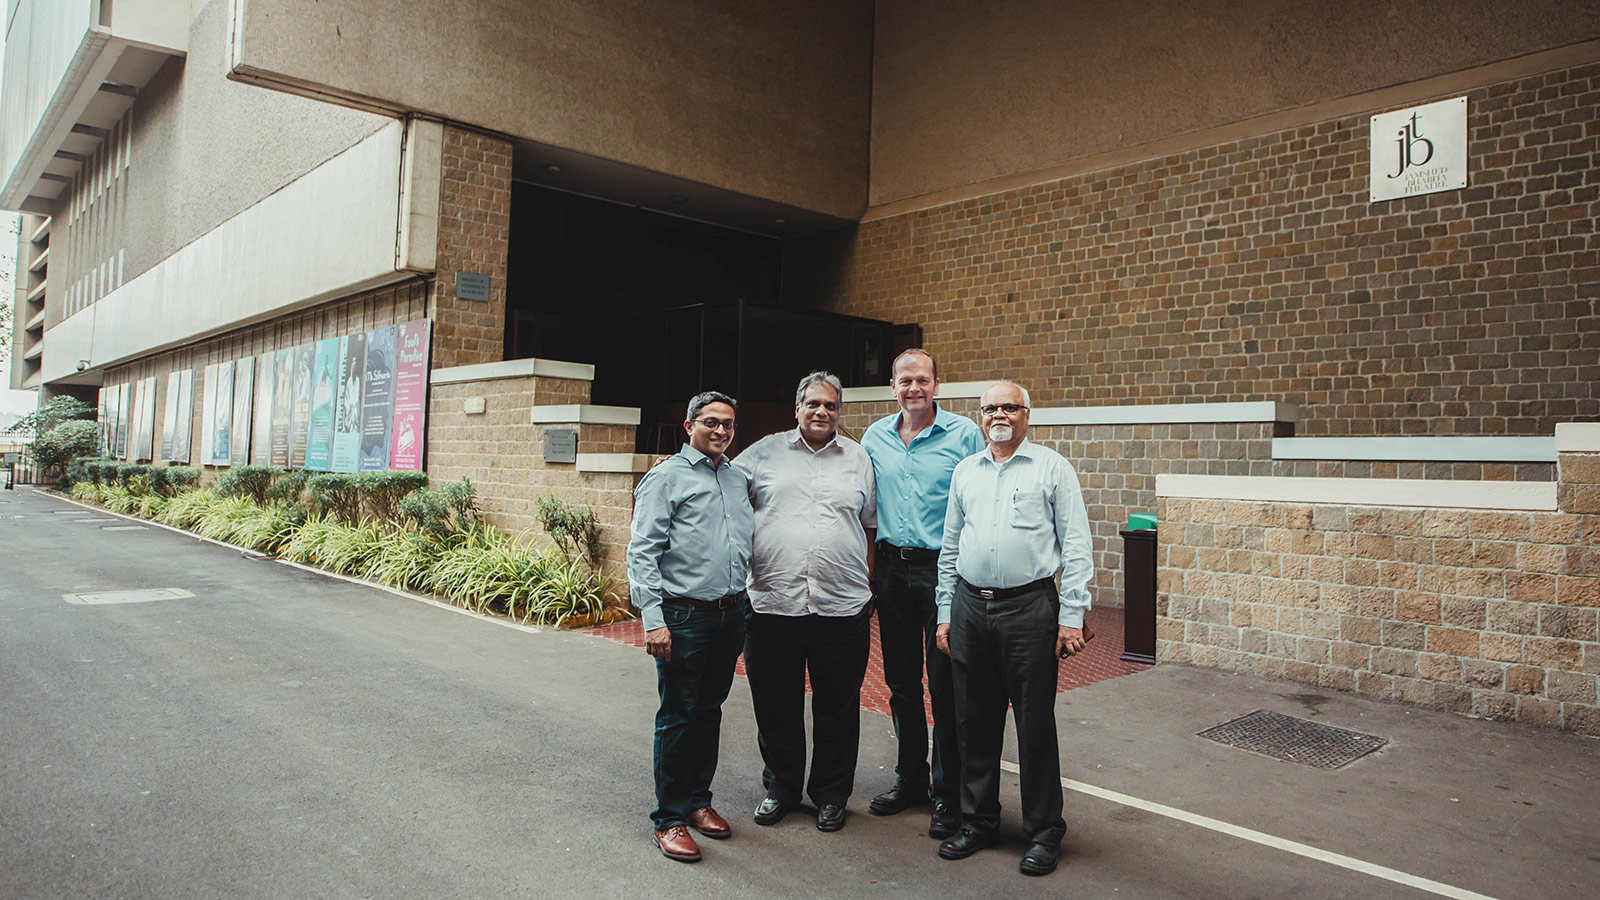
left=811, top=61, right=1600, bottom=437
left=426, top=375, right=637, bottom=569
left=104, top=281, right=428, bottom=473
left=844, top=395, right=1556, bottom=610
left=1157, top=463, right=1600, bottom=735
left=429, top=127, right=512, bottom=370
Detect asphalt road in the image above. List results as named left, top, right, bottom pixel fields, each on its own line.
left=2, top=487, right=1596, bottom=899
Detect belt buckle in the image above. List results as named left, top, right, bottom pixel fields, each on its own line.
left=977, top=588, right=996, bottom=600
left=898, top=546, right=914, bottom=560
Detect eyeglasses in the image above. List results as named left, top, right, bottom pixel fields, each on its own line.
left=693, top=418, right=738, bottom=432
left=979, top=403, right=1028, bottom=416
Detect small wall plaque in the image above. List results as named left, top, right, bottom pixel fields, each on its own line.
left=456, top=271, right=491, bottom=302
left=543, top=428, right=577, bottom=464
left=2, top=452, right=19, bottom=465
left=1369, top=96, right=1467, bottom=203
left=463, top=397, right=486, bottom=415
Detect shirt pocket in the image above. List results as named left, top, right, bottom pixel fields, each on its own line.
left=1009, top=490, right=1047, bottom=528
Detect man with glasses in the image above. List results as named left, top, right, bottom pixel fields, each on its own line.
left=933, top=381, right=1092, bottom=876
left=734, top=371, right=876, bottom=833
left=629, top=390, right=755, bottom=863
left=860, top=348, right=984, bottom=839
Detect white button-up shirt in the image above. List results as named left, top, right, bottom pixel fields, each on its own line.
left=735, top=429, right=877, bottom=616
left=936, top=439, right=1093, bottom=628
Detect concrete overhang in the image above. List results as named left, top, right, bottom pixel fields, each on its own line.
left=0, top=0, right=187, bottom=214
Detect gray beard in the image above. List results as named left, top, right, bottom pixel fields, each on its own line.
left=988, top=424, right=1013, bottom=443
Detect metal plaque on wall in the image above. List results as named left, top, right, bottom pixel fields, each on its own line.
left=543, top=428, right=577, bottom=464
left=1369, top=96, right=1467, bottom=203
left=455, top=271, right=491, bottom=302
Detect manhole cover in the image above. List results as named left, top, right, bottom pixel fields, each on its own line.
left=1197, top=710, right=1386, bottom=769
left=64, top=588, right=196, bottom=605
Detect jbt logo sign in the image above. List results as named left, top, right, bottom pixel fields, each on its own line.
left=1370, top=97, right=1467, bottom=203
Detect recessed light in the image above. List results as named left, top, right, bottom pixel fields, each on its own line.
left=544, top=165, right=562, bottom=173
left=668, top=195, right=688, bottom=205
left=774, top=218, right=787, bottom=225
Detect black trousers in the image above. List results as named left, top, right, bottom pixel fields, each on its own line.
left=871, top=546, right=960, bottom=803
left=743, top=604, right=872, bottom=807
left=950, top=578, right=1067, bottom=844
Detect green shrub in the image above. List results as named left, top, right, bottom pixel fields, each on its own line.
left=266, top=470, right=310, bottom=505
left=166, top=467, right=201, bottom=491
left=102, top=485, right=136, bottom=514
left=365, top=531, right=444, bottom=590
left=399, top=477, right=479, bottom=537
left=280, top=513, right=343, bottom=565
left=307, top=473, right=363, bottom=523
left=32, top=420, right=101, bottom=474
left=216, top=465, right=279, bottom=504
left=158, top=489, right=220, bottom=530
left=523, top=552, right=615, bottom=626
left=69, top=482, right=101, bottom=503
left=316, top=518, right=389, bottom=576
left=231, top=502, right=305, bottom=553
left=67, top=456, right=111, bottom=487
left=536, top=494, right=606, bottom=567
left=355, top=470, right=429, bottom=524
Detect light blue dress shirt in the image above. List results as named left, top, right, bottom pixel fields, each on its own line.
left=935, top=439, right=1094, bottom=628
left=627, top=443, right=755, bottom=631
left=861, top=404, right=984, bottom=550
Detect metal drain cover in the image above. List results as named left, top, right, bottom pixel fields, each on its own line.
left=65, top=588, right=196, bottom=606
left=1198, top=710, right=1386, bottom=769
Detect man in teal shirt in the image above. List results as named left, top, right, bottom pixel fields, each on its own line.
left=628, top=390, right=755, bottom=863
left=860, top=349, right=984, bottom=839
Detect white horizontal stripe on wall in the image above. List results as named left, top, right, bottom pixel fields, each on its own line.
left=1156, top=474, right=1557, bottom=511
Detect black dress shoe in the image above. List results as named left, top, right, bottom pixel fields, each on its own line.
left=1019, top=840, right=1060, bottom=876
left=928, top=798, right=959, bottom=839
left=816, top=804, right=846, bottom=832
left=753, top=793, right=796, bottom=826
left=937, top=827, right=997, bottom=860
left=868, top=782, right=928, bottom=816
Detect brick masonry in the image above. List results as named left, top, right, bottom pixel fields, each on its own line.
left=1157, top=448, right=1600, bottom=735
left=429, top=126, right=512, bottom=370
left=813, top=62, right=1600, bottom=437
left=427, top=374, right=637, bottom=571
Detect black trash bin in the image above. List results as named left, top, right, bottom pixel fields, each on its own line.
left=1119, top=522, right=1157, bottom=664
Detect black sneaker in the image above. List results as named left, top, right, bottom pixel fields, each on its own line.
left=868, top=782, right=928, bottom=816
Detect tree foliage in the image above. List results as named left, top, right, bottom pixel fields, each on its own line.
left=3, top=395, right=95, bottom=437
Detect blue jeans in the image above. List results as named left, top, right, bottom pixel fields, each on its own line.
left=651, top=599, right=746, bottom=830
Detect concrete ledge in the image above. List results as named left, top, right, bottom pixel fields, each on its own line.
left=1031, top=400, right=1297, bottom=427
left=575, top=453, right=653, bottom=474
left=430, top=358, right=596, bottom=385
left=1272, top=436, right=1556, bottom=463
left=1555, top=422, right=1600, bottom=453
left=1156, top=474, right=1558, bottom=511
left=529, top=405, right=641, bottom=425
left=841, top=381, right=989, bottom=402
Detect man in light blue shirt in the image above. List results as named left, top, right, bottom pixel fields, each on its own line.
left=628, top=390, right=755, bottom=863
left=933, top=380, right=1092, bottom=877
left=860, top=348, right=984, bottom=839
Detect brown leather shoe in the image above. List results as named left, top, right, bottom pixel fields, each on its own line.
left=689, top=806, right=732, bottom=839
left=653, top=825, right=702, bottom=862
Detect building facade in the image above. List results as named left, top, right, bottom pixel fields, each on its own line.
left=3, top=1, right=1598, bottom=731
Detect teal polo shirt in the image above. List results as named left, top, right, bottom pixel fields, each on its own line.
left=861, top=403, right=984, bottom=550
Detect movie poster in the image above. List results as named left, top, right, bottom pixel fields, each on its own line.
left=231, top=357, right=254, bottom=466
left=358, top=325, right=396, bottom=472
left=330, top=332, right=365, bottom=474
left=98, top=387, right=112, bottom=457
left=251, top=355, right=273, bottom=466
left=170, top=370, right=193, bottom=464
left=135, top=376, right=157, bottom=462
left=114, top=382, right=130, bottom=459
left=269, top=348, right=292, bottom=467
left=210, top=360, right=234, bottom=467
left=289, top=344, right=313, bottom=469
left=199, top=364, right=218, bottom=466
left=126, top=380, right=144, bottom=462
left=160, top=373, right=180, bottom=461
left=388, top=319, right=432, bottom=471
left=305, top=338, right=340, bottom=472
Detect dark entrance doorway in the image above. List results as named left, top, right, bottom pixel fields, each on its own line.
left=505, top=185, right=909, bottom=454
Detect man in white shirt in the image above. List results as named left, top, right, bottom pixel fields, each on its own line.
left=735, top=371, right=877, bottom=833
left=933, top=381, right=1093, bottom=877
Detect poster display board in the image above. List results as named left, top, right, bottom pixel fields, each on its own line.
left=210, top=361, right=235, bottom=466
left=331, top=333, right=365, bottom=473
left=305, top=339, right=339, bottom=472
left=114, top=382, right=130, bottom=459
left=251, top=355, right=273, bottom=466
left=170, top=370, right=193, bottom=463
left=98, top=388, right=112, bottom=457
left=389, top=320, right=432, bottom=471
left=135, top=376, right=157, bottom=462
left=359, top=325, right=397, bottom=471
left=231, top=357, right=254, bottom=466
left=270, top=349, right=292, bottom=467
left=289, top=345, right=313, bottom=469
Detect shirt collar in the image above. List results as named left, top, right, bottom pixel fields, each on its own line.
left=787, top=428, right=840, bottom=454
left=894, top=401, right=957, bottom=435
left=678, top=443, right=720, bottom=469
left=982, top=437, right=1037, bottom=464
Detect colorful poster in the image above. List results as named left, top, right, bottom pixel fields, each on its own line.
left=126, top=381, right=144, bottom=462
left=199, top=364, right=218, bottom=466
left=114, top=382, right=130, bottom=459
left=171, top=369, right=193, bottom=464
left=358, top=325, right=396, bottom=471
left=135, top=376, right=157, bottom=462
left=98, top=387, right=112, bottom=457
left=289, top=344, right=313, bottom=469
left=305, top=338, right=339, bottom=472
left=269, top=349, right=292, bottom=467
left=231, top=358, right=254, bottom=466
left=160, top=373, right=180, bottom=461
left=331, top=332, right=365, bottom=473
left=388, top=319, right=432, bottom=471
left=251, top=355, right=273, bottom=466
left=211, top=360, right=234, bottom=467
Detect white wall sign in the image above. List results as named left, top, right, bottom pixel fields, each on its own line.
left=1369, top=96, right=1467, bottom=202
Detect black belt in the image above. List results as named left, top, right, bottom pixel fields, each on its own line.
left=664, top=590, right=747, bottom=609
left=878, top=541, right=939, bottom=561
left=960, top=577, right=1054, bottom=601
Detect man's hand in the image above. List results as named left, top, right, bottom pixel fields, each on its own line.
left=646, top=626, right=673, bottom=661
left=1056, top=626, right=1085, bottom=658
left=935, top=623, right=951, bottom=656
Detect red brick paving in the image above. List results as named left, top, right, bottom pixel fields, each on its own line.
left=583, top=605, right=1149, bottom=723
